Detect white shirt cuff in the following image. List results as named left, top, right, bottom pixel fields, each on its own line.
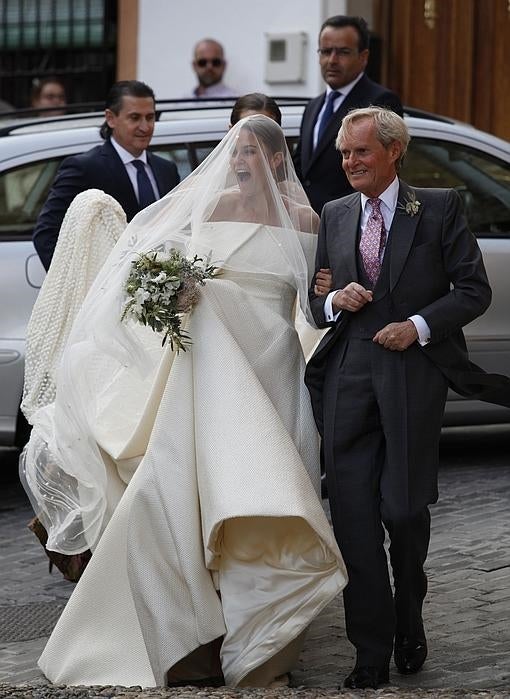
left=324, top=290, right=342, bottom=322
left=409, top=314, right=431, bottom=346
left=323, top=297, right=430, bottom=342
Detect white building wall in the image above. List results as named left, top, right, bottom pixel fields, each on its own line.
left=137, top=0, right=354, bottom=99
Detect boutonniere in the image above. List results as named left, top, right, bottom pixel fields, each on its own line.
left=398, top=191, right=421, bottom=217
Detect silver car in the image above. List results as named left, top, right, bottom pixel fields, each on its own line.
left=1, top=103, right=509, bottom=448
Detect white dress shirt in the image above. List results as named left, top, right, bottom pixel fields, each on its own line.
left=185, top=82, right=237, bottom=99
left=323, top=176, right=431, bottom=345
left=110, top=137, right=160, bottom=202
left=312, top=72, right=364, bottom=150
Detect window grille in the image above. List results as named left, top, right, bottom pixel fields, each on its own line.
left=0, top=0, right=117, bottom=109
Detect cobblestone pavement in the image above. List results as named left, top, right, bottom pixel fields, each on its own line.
left=1, top=427, right=509, bottom=698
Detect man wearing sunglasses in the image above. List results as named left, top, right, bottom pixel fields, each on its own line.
left=189, top=38, right=237, bottom=99
left=294, top=15, right=403, bottom=214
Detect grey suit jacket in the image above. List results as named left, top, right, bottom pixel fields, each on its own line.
left=305, top=181, right=510, bottom=432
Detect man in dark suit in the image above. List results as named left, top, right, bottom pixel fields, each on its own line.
left=306, top=107, right=510, bottom=690
left=293, top=15, right=402, bottom=214
left=33, top=80, right=180, bottom=270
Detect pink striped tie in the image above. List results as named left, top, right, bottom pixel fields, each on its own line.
left=359, top=198, right=386, bottom=286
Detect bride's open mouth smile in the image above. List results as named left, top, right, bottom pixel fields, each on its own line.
left=236, top=169, right=251, bottom=182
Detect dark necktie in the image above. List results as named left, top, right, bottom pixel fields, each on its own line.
left=359, top=198, right=386, bottom=286
left=132, top=160, right=156, bottom=208
left=316, top=90, right=340, bottom=143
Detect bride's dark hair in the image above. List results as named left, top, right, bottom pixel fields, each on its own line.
left=230, top=93, right=282, bottom=126
left=240, top=114, right=286, bottom=153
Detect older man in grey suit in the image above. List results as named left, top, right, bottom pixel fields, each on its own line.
left=305, top=107, right=510, bottom=690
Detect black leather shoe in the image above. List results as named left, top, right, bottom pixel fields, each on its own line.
left=394, top=636, right=428, bottom=674
left=343, top=666, right=389, bottom=689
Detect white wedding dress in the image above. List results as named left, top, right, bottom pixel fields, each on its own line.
left=37, top=222, right=346, bottom=688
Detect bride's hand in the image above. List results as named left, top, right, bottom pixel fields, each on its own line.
left=314, top=268, right=333, bottom=296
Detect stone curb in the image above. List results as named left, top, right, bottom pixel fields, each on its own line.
left=1, top=685, right=509, bottom=699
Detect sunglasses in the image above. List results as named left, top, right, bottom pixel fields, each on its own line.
left=196, top=58, right=223, bottom=68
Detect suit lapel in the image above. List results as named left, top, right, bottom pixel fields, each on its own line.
left=302, top=95, right=325, bottom=170
left=333, top=194, right=360, bottom=283
left=101, top=141, right=139, bottom=214
left=389, top=182, right=422, bottom=291
left=147, top=152, right=166, bottom=198
left=306, top=197, right=360, bottom=371
left=307, top=105, right=344, bottom=169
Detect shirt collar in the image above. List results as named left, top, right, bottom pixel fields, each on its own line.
left=361, top=176, right=399, bottom=215
left=110, top=136, right=148, bottom=165
left=325, top=72, right=364, bottom=99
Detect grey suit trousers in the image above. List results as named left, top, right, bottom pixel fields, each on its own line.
left=323, top=336, right=448, bottom=666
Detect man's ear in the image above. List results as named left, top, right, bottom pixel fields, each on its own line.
left=389, top=140, right=402, bottom=164
left=105, top=109, right=116, bottom=128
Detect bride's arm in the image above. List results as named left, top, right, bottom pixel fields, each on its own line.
left=297, top=205, right=319, bottom=234
left=280, top=192, right=319, bottom=234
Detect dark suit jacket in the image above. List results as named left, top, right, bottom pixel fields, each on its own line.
left=293, top=74, right=403, bottom=214
left=305, top=181, right=510, bottom=434
left=33, top=139, right=180, bottom=270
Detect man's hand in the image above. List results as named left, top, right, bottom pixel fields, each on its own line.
left=314, top=268, right=333, bottom=296
left=373, top=321, right=418, bottom=351
left=332, top=282, right=373, bottom=313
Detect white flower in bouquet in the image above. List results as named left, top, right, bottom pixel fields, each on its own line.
left=121, top=249, right=218, bottom=352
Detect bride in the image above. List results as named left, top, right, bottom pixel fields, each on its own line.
left=20, top=115, right=347, bottom=688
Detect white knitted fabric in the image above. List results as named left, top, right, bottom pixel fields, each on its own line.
left=21, top=189, right=126, bottom=422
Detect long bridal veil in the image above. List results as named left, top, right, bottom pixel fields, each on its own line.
left=20, top=114, right=321, bottom=555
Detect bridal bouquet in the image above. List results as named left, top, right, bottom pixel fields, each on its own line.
left=121, top=248, right=217, bottom=351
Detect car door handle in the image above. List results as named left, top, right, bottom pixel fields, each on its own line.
left=26, top=253, right=46, bottom=289
left=0, top=350, right=20, bottom=364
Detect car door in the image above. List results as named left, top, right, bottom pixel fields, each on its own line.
left=400, top=130, right=510, bottom=423
left=0, top=159, right=54, bottom=443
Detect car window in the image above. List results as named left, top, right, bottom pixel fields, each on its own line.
left=194, top=145, right=216, bottom=165
left=194, top=138, right=298, bottom=166
left=151, top=142, right=224, bottom=179
left=0, top=158, right=63, bottom=240
left=0, top=146, right=197, bottom=241
left=150, top=145, right=195, bottom=180
left=401, top=138, right=510, bottom=238
left=153, top=137, right=299, bottom=181
left=286, top=136, right=298, bottom=157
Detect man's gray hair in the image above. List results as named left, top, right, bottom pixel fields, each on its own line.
left=335, top=107, right=410, bottom=171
